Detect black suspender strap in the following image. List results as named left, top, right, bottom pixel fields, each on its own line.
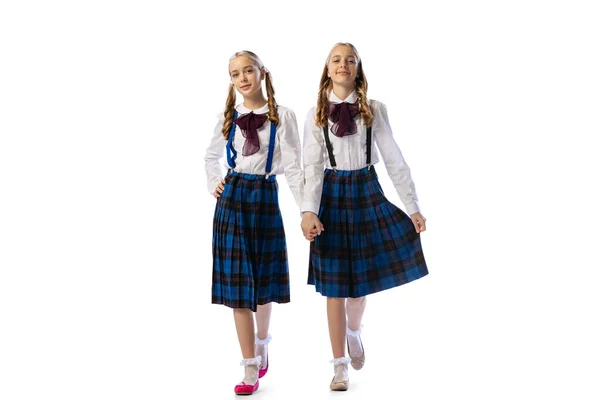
left=323, top=124, right=373, bottom=170
left=323, top=125, right=337, bottom=171
left=366, top=125, right=372, bottom=169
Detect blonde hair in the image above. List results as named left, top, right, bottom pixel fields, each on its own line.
left=221, top=50, right=279, bottom=139
left=315, top=42, right=373, bottom=128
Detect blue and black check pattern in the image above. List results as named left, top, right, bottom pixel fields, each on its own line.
left=308, top=166, right=428, bottom=298
left=212, top=171, right=290, bottom=311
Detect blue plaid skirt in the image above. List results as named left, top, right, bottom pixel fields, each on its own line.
left=308, top=167, right=428, bottom=298
left=212, top=171, right=290, bottom=311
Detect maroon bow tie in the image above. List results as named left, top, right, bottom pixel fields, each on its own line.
left=328, top=101, right=360, bottom=137
left=235, top=112, right=268, bottom=156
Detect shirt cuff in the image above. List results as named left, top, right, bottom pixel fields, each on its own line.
left=300, top=202, right=320, bottom=215
left=405, top=201, right=420, bottom=215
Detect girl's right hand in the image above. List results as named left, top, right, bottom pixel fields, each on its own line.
left=212, top=179, right=226, bottom=198
left=301, top=212, right=324, bottom=242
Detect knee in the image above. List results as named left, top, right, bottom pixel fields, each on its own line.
left=346, top=296, right=366, bottom=306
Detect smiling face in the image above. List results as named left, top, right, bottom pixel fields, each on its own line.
left=229, top=55, right=264, bottom=99
left=326, top=44, right=359, bottom=90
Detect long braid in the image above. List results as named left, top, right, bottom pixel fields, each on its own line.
left=264, top=70, right=279, bottom=126
left=355, top=62, right=373, bottom=127
left=315, top=66, right=332, bottom=127
left=222, top=83, right=236, bottom=139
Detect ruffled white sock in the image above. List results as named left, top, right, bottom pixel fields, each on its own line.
left=255, top=333, right=272, bottom=346
left=254, top=333, right=271, bottom=369
left=346, top=325, right=364, bottom=358
left=239, top=356, right=261, bottom=385
left=329, top=357, right=350, bottom=383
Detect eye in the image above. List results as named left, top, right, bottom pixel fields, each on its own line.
left=348, top=59, right=355, bottom=63
left=333, top=60, right=340, bottom=63
left=232, top=73, right=239, bottom=78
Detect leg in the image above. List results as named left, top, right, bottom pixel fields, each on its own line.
left=345, top=297, right=366, bottom=370
left=327, top=297, right=350, bottom=391
left=254, top=303, right=272, bottom=376
left=255, top=303, right=272, bottom=340
left=233, top=308, right=255, bottom=358
left=346, top=296, right=366, bottom=330
left=327, top=297, right=347, bottom=358
left=233, top=308, right=261, bottom=394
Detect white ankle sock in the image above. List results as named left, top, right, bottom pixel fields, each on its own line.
left=254, top=333, right=271, bottom=369
left=346, top=325, right=364, bottom=357
left=330, top=357, right=350, bottom=382
left=239, top=356, right=261, bottom=385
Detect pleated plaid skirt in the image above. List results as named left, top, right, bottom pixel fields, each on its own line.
left=212, top=171, right=290, bottom=311
left=308, top=166, right=428, bottom=298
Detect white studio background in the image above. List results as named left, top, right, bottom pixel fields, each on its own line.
left=1, top=1, right=599, bottom=399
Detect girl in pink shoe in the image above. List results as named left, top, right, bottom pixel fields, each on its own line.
left=205, top=50, right=303, bottom=395
left=300, top=42, right=429, bottom=391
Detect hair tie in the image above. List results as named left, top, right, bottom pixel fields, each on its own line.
left=263, top=67, right=270, bottom=74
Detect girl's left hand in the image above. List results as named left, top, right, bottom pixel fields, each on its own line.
left=410, top=212, right=427, bottom=233
left=301, top=212, right=324, bottom=242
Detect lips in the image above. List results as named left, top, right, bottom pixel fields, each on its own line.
left=240, top=84, right=251, bottom=90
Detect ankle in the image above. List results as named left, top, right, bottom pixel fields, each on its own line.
left=255, top=333, right=272, bottom=345
left=346, top=324, right=363, bottom=336
left=330, top=357, right=351, bottom=366
left=239, top=356, right=261, bottom=384
left=240, top=356, right=262, bottom=367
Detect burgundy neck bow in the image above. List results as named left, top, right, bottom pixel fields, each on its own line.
left=235, top=111, right=268, bottom=156
left=328, top=101, right=360, bottom=137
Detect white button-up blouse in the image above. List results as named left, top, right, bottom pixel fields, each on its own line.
left=302, top=91, right=421, bottom=215
left=204, top=103, right=304, bottom=209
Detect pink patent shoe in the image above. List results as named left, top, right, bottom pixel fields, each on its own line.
left=234, top=381, right=259, bottom=395
left=234, top=356, right=261, bottom=396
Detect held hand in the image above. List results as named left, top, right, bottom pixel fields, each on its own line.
left=410, top=212, right=427, bottom=233
left=301, top=212, right=324, bottom=242
left=212, top=179, right=226, bottom=198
